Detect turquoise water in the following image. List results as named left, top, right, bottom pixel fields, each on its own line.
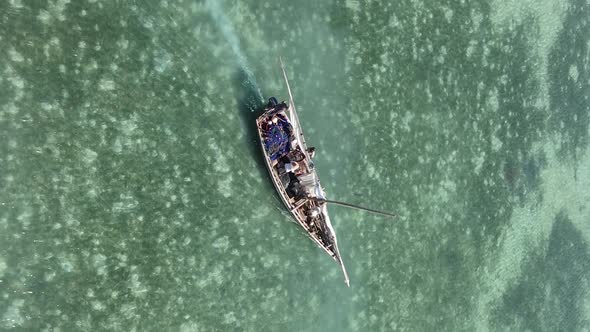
left=1, top=0, right=589, bottom=330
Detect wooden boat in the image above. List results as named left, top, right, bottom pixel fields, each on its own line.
left=256, top=59, right=350, bottom=286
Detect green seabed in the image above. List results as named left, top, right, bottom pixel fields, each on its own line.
left=1, top=0, right=589, bottom=331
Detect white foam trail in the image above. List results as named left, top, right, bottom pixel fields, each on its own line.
left=205, top=0, right=264, bottom=102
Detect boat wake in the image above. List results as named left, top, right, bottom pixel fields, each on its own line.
left=205, top=0, right=263, bottom=103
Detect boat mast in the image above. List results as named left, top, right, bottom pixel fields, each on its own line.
left=279, top=57, right=296, bottom=125
left=311, top=198, right=397, bottom=218
left=279, top=57, right=310, bottom=160
left=337, top=256, right=350, bottom=287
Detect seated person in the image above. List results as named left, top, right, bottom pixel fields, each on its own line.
left=286, top=175, right=302, bottom=198
left=287, top=149, right=305, bottom=162
left=284, top=161, right=300, bottom=174
left=277, top=101, right=288, bottom=111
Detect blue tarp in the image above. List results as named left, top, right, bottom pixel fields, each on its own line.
left=264, top=119, right=291, bottom=161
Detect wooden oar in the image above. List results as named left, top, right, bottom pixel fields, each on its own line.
left=310, top=198, right=397, bottom=218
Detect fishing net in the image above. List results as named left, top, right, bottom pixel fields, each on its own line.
left=264, top=120, right=291, bottom=160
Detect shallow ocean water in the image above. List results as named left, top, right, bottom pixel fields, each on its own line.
left=1, top=0, right=589, bottom=331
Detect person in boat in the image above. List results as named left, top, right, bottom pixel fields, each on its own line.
left=287, top=149, right=305, bottom=163
left=266, top=97, right=288, bottom=112
left=304, top=205, right=323, bottom=234
left=266, top=113, right=292, bottom=141
left=282, top=157, right=306, bottom=198
left=277, top=101, right=288, bottom=111
left=304, top=146, right=316, bottom=170
left=260, top=115, right=278, bottom=137
left=278, top=147, right=303, bottom=192
left=286, top=175, right=303, bottom=198
left=309, top=206, right=321, bottom=218
left=284, top=160, right=300, bottom=174
left=263, top=113, right=294, bottom=162
left=276, top=113, right=291, bottom=133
